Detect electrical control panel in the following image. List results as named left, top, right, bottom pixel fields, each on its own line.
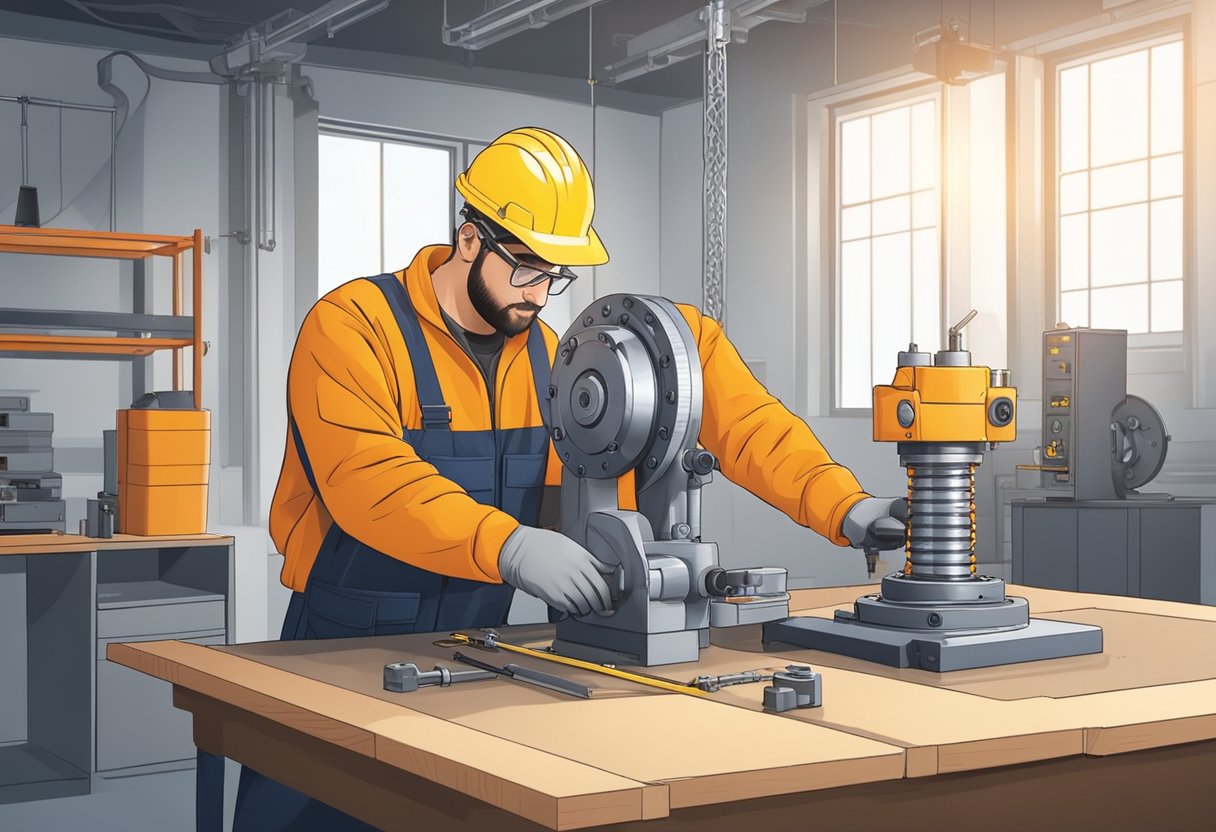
left=1040, top=327, right=1127, bottom=499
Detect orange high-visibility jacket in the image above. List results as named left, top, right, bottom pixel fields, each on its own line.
left=270, top=245, right=869, bottom=592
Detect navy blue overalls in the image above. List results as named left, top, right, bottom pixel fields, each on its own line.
left=231, top=273, right=553, bottom=832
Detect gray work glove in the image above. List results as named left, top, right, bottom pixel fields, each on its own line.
left=842, top=497, right=908, bottom=551
left=498, top=526, right=615, bottom=617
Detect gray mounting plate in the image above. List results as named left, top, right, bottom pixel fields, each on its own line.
left=762, top=616, right=1103, bottom=672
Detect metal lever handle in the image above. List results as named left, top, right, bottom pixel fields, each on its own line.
left=947, top=309, right=978, bottom=351
left=383, top=661, right=496, bottom=693
left=453, top=651, right=592, bottom=699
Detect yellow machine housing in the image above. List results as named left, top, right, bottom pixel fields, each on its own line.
left=873, top=365, right=1016, bottom=445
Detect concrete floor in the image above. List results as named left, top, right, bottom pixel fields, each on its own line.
left=0, top=759, right=240, bottom=832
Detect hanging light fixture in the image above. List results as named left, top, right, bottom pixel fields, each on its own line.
left=14, top=96, right=39, bottom=227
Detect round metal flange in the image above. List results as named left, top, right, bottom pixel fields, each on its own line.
left=880, top=572, right=1007, bottom=604
left=1111, top=394, right=1169, bottom=493
left=550, top=295, right=701, bottom=488
left=853, top=594, right=1029, bottom=631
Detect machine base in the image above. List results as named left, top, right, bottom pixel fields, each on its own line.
left=762, top=616, right=1103, bottom=672
left=553, top=617, right=703, bottom=666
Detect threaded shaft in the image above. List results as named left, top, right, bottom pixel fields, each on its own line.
left=898, top=443, right=982, bottom=580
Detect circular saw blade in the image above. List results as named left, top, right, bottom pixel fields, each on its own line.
left=1111, top=395, right=1170, bottom=494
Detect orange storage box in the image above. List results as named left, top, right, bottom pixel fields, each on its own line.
left=117, top=408, right=211, bottom=535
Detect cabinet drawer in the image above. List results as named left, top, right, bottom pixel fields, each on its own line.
left=97, top=599, right=225, bottom=638
left=97, top=632, right=225, bottom=771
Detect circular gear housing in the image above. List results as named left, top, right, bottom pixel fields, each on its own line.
left=548, top=295, right=701, bottom=490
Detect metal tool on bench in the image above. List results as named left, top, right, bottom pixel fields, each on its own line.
left=763, top=665, right=822, bottom=712
left=547, top=294, right=789, bottom=667
left=452, top=651, right=593, bottom=699
left=764, top=311, right=1104, bottom=671
left=448, top=631, right=710, bottom=697
left=450, top=631, right=802, bottom=705
left=689, top=669, right=772, bottom=693
left=383, top=660, right=496, bottom=692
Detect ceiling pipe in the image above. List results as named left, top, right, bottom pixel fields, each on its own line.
left=603, top=0, right=827, bottom=84
left=442, top=0, right=611, bottom=51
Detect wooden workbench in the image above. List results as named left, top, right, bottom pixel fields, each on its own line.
left=109, top=585, right=1216, bottom=830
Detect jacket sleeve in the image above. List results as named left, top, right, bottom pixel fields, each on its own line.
left=287, top=294, right=518, bottom=582
left=676, top=304, right=869, bottom=546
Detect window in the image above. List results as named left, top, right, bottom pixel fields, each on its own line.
left=318, top=126, right=460, bottom=298
left=1054, top=36, right=1184, bottom=335
left=835, top=93, right=941, bottom=409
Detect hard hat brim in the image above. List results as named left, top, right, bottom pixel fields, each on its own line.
left=507, top=222, right=608, bottom=268
left=456, top=175, right=609, bottom=267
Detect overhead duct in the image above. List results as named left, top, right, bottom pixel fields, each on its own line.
left=442, top=0, right=611, bottom=51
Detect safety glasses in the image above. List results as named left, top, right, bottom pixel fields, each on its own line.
left=468, top=217, right=578, bottom=296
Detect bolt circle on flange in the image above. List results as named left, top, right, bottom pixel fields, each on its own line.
left=549, top=295, right=702, bottom=488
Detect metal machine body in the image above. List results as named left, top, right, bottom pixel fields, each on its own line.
left=549, top=294, right=789, bottom=667
left=764, top=312, right=1103, bottom=671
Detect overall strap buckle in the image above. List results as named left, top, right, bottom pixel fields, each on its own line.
left=421, top=404, right=452, bottom=429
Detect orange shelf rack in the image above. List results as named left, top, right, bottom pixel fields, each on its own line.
left=0, top=226, right=204, bottom=410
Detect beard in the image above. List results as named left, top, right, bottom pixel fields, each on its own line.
left=467, top=249, right=542, bottom=337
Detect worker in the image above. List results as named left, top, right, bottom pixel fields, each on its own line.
left=232, top=126, right=907, bottom=831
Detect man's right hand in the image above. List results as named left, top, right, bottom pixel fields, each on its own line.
left=498, top=526, right=615, bottom=617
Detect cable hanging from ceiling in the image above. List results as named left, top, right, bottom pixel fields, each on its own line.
left=703, top=0, right=729, bottom=328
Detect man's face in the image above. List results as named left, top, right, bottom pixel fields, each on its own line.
left=467, top=238, right=553, bottom=337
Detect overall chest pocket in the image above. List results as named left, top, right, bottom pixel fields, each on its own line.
left=424, top=455, right=494, bottom=505
left=500, top=452, right=548, bottom=522
left=502, top=453, right=547, bottom=489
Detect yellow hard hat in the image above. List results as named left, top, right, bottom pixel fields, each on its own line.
left=455, top=127, right=608, bottom=267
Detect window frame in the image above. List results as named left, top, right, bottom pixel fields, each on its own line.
left=1043, top=24, right=1190, bottom=349
left=317, top=119, right=487, bottom=292
left=827, top=80, right=944, bottom=415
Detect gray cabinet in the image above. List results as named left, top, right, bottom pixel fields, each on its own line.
left=1012, top=499, right=1216, bottom=604
left=92, top=543, right=233, bottom=775
left=1, top=535, right=233, bottom=805
left=97, top=632, right=224, bottom=771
